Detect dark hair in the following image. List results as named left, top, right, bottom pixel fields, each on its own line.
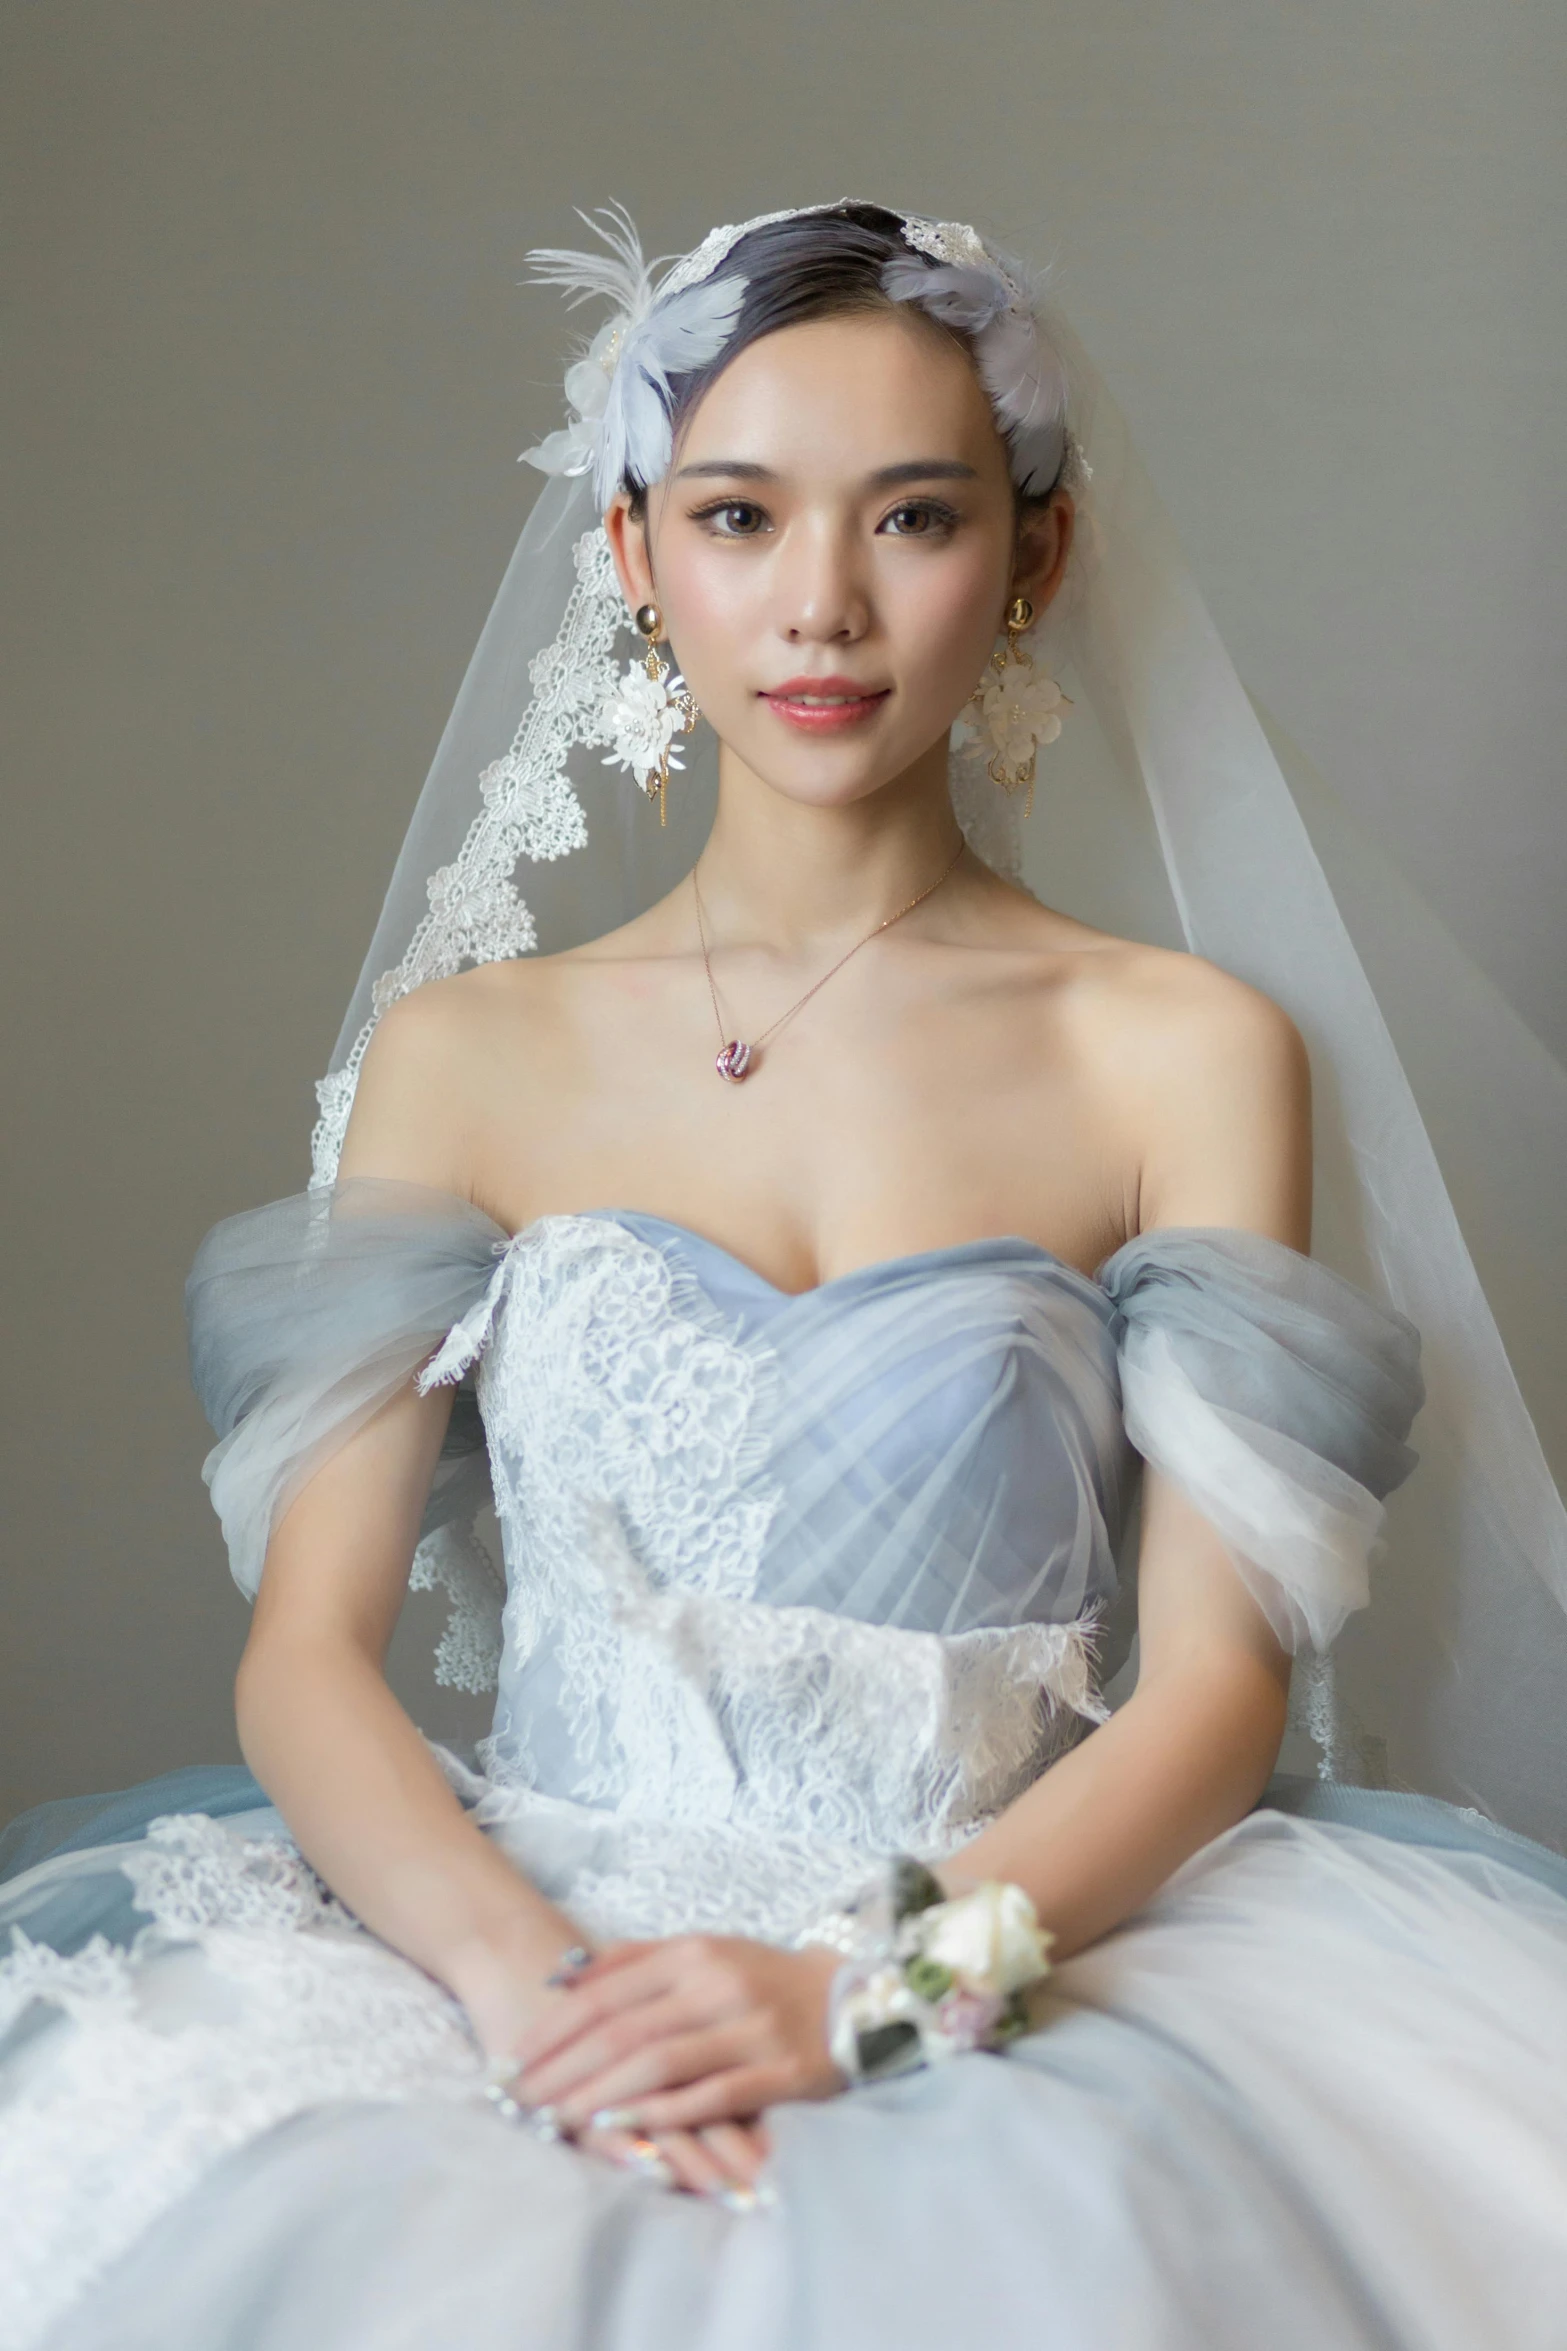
left=625, top=203, right=1046, bottom=521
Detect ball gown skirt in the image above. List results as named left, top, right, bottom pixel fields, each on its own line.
left=1, top=1193, right=1564, bottom=2349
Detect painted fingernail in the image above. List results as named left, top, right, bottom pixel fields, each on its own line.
left=589, top=2105, right=639, bottom=2132
left=546, top=1944, right=593, bottom=1988
left=715, top=2184, right=760, bottom=2215
left=622, top=2143, right=676, bottom=2188
left=480, top=2056, right=524, bottom=2124
left=527, top=2104, right=563, bottom=2143
left=753, top=2181, right=781, bottom=2210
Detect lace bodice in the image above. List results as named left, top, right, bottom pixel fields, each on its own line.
left=428, top=1212, right=1128, bottom=1939
left=187, top=1189, right=1424, bottom=1945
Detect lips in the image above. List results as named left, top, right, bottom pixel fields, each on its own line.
left=761, top=675, right=891, bottom=733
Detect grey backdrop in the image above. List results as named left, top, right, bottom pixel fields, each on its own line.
left=3, top=1, right=1563, bottom=1818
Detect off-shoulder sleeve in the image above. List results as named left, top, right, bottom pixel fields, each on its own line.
left=1096, top=1228, right=1425, bottom=1652
left=185, top=1179, right=512, bottom=1683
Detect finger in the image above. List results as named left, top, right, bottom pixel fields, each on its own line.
left=699, top=2120, right=769, bottom=2190
left=579, top=2122, right=741, bottom=2205
left=628, top=2064, right=785, bottom=2134
left=577, top=2122, right=677, bottom=2192
left=651, top=2127, right=770, bottom=2209
left=551, top=2026, right=758, bottom=2132
left=517, top=1992, right=732, bottom=2110
left=653, top=2128, right=730, bottom=2199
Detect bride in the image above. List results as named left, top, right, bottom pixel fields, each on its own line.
left=2, top=199, right=1565, bottom=2351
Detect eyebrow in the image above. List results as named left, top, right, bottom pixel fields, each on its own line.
left=673, top=458, right=980, bottom=486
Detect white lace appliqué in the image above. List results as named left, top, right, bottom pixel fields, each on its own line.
left=0, top=1815, right=482, bottom=2350
left=482, top=1602, right=1102, bottom=1948
left=476, top=1217, right=782, bottom=1811
left=456, top=1215, right=1099, bottom=1942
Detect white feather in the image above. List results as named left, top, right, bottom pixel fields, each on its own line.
left=592, top=273, right=748, bottom=505
left=881, top=251, right=1068, bottom=494
left=523, top=203, right=748, bottom=504
left=525, top=201, right=657, bottom=323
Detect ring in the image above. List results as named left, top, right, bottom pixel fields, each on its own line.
left=546, top=1944, right=594, bottom=1988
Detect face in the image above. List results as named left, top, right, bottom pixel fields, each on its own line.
left=605, top=310, right=1071, bottom=810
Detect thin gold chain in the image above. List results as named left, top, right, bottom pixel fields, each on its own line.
left=692, top=834, right=967, bottom=1060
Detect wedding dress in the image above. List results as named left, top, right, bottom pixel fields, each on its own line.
left=2, top=1191, right=1565, bottom=2350
left=5, top=198, right=1567, bottom=2348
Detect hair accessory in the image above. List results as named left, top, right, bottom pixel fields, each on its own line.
left=692, top=836, right=965, bottom=1084
left=521, top=203, right=748, bottom=508
left=519, top=202, right=1069, bottom=509
left=599, top=601, right=697, bottom=826
left=879, top=245, right=1067, bottom=495
left=962, top=593, right=1070, bottom=817
left=808, top=1856, right=1054, bottom=2085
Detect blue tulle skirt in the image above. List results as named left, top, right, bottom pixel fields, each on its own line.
left=4, top=1769, right=1566, bottom=2351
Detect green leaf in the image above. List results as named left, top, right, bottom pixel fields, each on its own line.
left=905, top=1955, right=955, bottom=2002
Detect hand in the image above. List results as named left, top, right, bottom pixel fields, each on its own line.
left=457, top=1928, right=780, bottom=2203
left=510, top=1935, right=845, bottom=2137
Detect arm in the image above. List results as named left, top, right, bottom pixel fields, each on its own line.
left=238, top=990, right=772, bottom=2197
left=233, top=994, right=580, bottom=2062
left=950, top=961, right=1311, bottom=1953
left=944, top=1466, right=1293, bottom=1954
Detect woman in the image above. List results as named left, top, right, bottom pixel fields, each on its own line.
left=2, top=200, right=1564, bottom=2351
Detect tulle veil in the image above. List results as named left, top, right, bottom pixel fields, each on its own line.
left=305, top=206, right=1567, bottom=1852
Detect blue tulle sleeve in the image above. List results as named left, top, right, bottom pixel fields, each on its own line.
left=1097, top=1228, right=1425, bottom=1651
left=185, top=1179, right=512, bottom=1689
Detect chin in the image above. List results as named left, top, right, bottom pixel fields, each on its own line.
left=722, top=721, right=956, bottom=810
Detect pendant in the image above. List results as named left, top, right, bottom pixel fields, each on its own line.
left=715, top=1040, right=753, bottom=1084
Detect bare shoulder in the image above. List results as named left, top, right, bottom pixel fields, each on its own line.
left=1068, top=935, right=1305, bottom=1081
left=335, top=958, right=568, bottom=1191
left=1044, top=929, right=1311, bottom=1241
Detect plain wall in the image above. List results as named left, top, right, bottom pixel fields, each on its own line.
left=2, top=0, right=1563, bottom=1817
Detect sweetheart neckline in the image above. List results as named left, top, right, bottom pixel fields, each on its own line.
left=525, top=1205, right=1111, bottom=1307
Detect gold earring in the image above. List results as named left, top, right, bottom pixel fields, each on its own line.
left=966, top=591, right=1070, bottom=818
left=599, top=600, right=699, bottom=826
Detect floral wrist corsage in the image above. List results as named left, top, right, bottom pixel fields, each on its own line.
left=802, top=1858, right=1055, bottom=2085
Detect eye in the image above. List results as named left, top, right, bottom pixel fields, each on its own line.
left=879, top=499, right=961, bottom=539
left=692, top=500, right=769, bottom=538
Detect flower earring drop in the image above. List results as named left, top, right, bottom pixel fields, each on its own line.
left=599, top=601, right=698, bottom=826
left=966, top=594, right=1070, bottom=818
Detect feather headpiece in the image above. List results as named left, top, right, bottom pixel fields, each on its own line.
left=520, top=202, right=1072, bottom=507
left=520, top=204, right=746, bottom=508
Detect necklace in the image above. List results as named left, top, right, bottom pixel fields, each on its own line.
left=692, top=836, right=966, bottom=1084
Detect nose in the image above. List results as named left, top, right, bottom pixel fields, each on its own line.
left=774, top=513, right=870, bottom=645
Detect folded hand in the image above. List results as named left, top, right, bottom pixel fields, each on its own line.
left=511, top=1934, right=844, bottom=2139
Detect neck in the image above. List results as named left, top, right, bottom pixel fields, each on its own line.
left=696, top=735, right=967, bottom=954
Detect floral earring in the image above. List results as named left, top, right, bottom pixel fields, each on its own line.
left=599, top=601, right=698, bottom=826
left=966, top=594, right=1070, bottom=819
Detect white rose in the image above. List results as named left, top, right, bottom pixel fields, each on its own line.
left=916, top=1881, right=1054, bottom=1997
